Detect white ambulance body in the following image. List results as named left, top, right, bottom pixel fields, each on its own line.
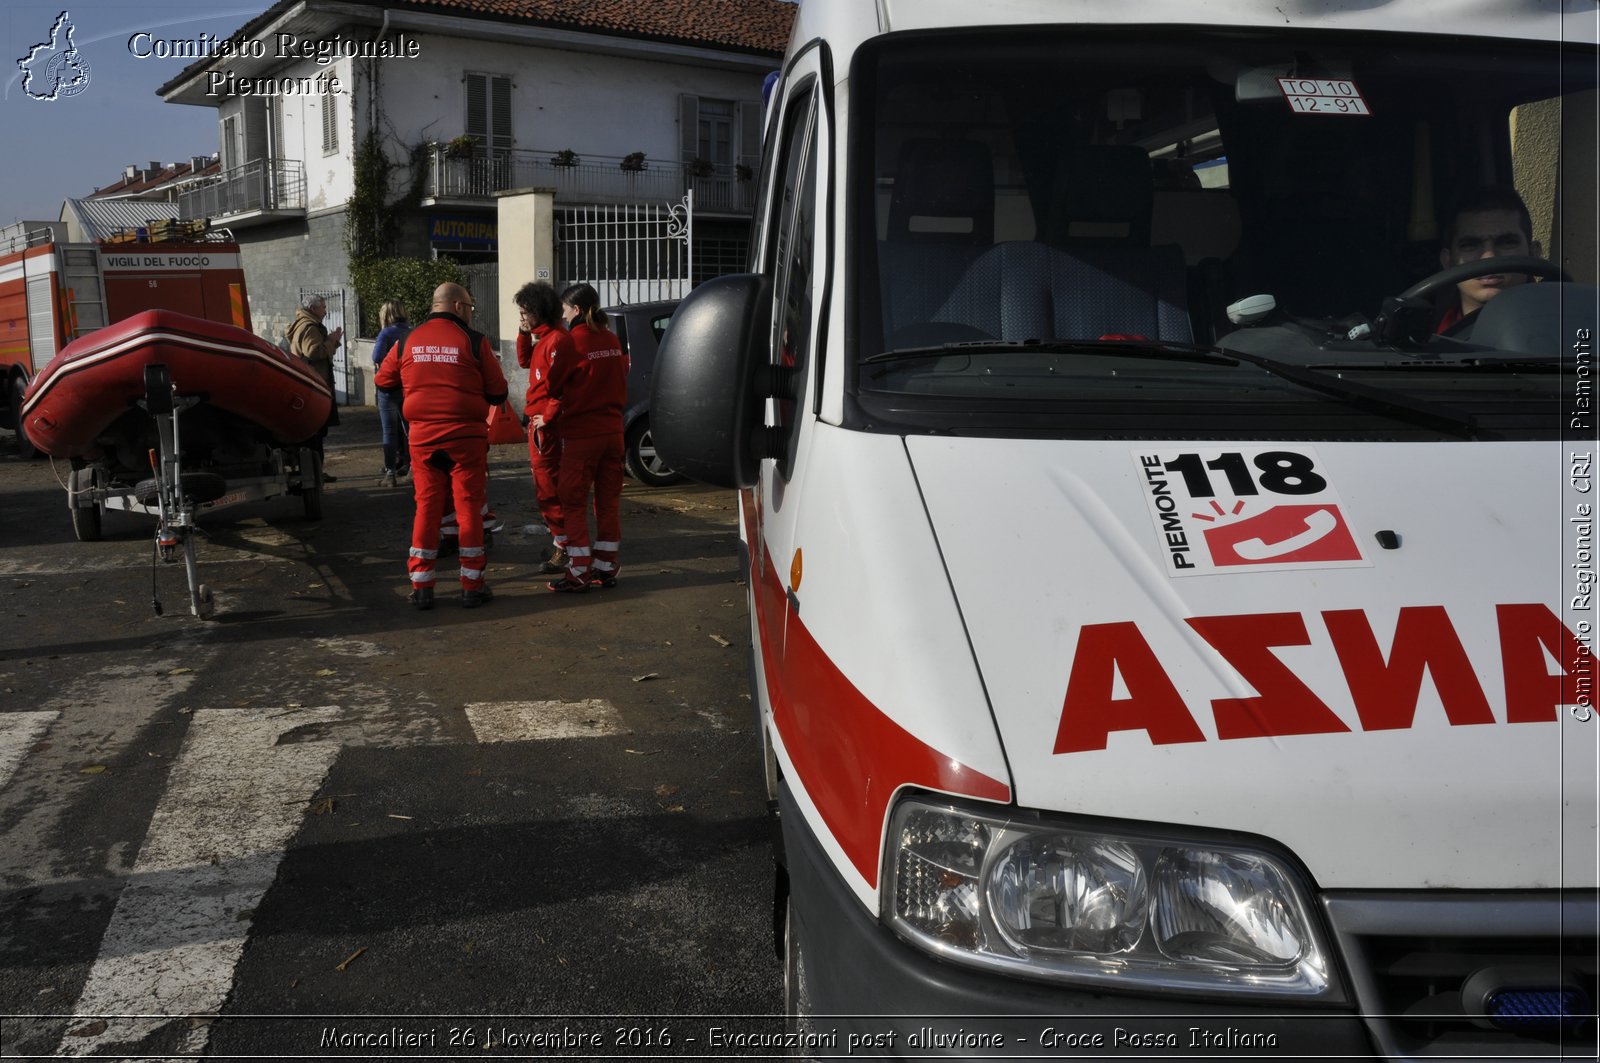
left=653, top=0, right=1599, bottom=1056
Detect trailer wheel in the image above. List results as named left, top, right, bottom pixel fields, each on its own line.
left=302, top=450, right=323, bottom=520
left=10, top=377, right=38, bottom=460
left=69, top=467, right=102, bottom=542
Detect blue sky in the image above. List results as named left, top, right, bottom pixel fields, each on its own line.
left=2, top=3, right=263, bottom=224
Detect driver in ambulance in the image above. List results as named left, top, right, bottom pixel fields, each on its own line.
left=1434, top=186, right=1543, bottom=333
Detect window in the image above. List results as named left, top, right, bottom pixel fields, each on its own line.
left=321, top=90, right=338, bottom=155
left=699, top=98, right=735, bottom=167
left=680, top=95, right=764, bottom=173
left=465, top=73, right=513, bottom=154
left=244, top=97, right=270, bottom=161
left=767, top=82, right=820, bottom=478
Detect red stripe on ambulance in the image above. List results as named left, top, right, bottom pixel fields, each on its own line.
left=743, top=494, right=1010, bottom=886
left=1056, top=603, right=1590, bottom=753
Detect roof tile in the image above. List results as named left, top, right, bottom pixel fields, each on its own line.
left=378, top=0, right=791, bottom=54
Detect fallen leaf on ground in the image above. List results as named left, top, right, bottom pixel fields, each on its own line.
left=624, top=748, right=661, bottom=756
left=654, top=784, right=680, bottom=797
left=662, top=804, right=686, bottom=813
left=310, top=798, right=335, bottom=815
left=631, top=672, right=659, bottom=683
left=314, top=669, right=336, bottom=677
left=79, top=765, right=106, bottom=775
left=709, top=635, right=732, bottom=647
left=170, top=667, right=193, bottom=675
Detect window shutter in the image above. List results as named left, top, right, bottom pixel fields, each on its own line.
left=680, top=94, right=698, bottom=163
left=222, top=115, right=239, bottom=171
left=321, top=91, right=338, bottom=153
left=465, top=72, right=487, bottom=142
left=244, top=97, right=269, bottom=161
left=737, top=100, right=762, bottom=170
left=491, top=75, right=512, bottom=151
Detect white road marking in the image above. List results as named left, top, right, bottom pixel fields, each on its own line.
left=0, top=711, right=59, bottom=791
left=465, top=699, right=624, bottom=742
left=56, top=707, right=341, bottom=1057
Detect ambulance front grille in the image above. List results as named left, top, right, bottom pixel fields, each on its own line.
left=1361, top=935, right=1596, bottom=1056
left=1324, top=893, right=1599, bottom=1061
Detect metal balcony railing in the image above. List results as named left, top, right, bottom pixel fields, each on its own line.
left=423, top=146, right=757, bottom=213
left=177, top=158, right=306, bottom=221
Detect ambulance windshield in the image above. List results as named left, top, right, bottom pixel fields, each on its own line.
left=850, top=29, right=1596, bottom=441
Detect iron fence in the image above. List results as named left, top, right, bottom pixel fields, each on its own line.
left=424, top=147, right=755, bottom=213
left=177, top=159, right=306, bottom=221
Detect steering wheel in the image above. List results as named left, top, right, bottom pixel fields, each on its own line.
left=1398, top=254, right=1569, bottom=302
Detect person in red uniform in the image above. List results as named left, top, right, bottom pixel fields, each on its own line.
left=375, top=282, right=508, bottom=610
left=546, top=282, right=628, bottom=593
left=513, top=281, right=576, bottom=575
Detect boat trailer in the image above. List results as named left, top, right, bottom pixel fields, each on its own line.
left=65, top=364, right=324, bottom=619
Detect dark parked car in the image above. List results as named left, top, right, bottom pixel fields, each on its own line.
left=606, top=299, right=681, bottom=486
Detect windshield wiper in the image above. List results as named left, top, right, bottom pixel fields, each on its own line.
left=862, top=338, right=1239, bottom=367
left=1308, top=356, right=1568, bottom=372
left=1229, top=349, right=1487, bottom=439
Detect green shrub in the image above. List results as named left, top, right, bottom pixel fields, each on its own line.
left=350, top=256, right=465, bottom=336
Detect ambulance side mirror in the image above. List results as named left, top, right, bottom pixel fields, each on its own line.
left=651, top=273, right=773, bottom=489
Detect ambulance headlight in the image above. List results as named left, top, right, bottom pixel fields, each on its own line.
left=885, top=799, right=1339, bottom=1000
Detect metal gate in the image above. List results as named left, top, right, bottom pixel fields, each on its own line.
left=298, top=288, right=348, bottom=403
left=557, top=191, right=692, bottom=306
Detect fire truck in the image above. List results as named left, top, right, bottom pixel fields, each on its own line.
left=0, top=219, right=251, bottom=458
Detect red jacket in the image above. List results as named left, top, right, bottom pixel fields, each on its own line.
left=375, top=312, right=508, bottom=447
left=517, top=325, right=576, bottom=427
left=548, top=321, right=628, bottom=440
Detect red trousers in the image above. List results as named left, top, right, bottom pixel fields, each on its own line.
left=408, top=436, right=489, bottom=591
left=557, top=432, right=623, bottom=578
left=527, top=425, right=564, bottom=548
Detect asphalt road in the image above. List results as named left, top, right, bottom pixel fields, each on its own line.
left=0, top=409, right=784, bottom=1060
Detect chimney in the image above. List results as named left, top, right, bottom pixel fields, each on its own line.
left=190, top=155, right=210, bottom=172
left=124, top=165, right=138, bottom=181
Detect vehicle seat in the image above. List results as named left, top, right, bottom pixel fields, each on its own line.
left=929, top=241, right=1193, bottom=342
left=1045, top=144, right=1153, bottom=247
left=972, top=143, right=1189, bottom=342
left=878, top=139, right=996, bottom=345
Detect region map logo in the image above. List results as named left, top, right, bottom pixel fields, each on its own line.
left=17, top=10, right=92, bottom=101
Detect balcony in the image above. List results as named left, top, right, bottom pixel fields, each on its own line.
left=422, top=147, right=757, bottom=215
left=177, top=159, right=306, bottom=227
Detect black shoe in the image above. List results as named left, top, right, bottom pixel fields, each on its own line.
left=587, top=569, right=617, bottom=589
left=546, top=574, right=589, bottom=594
left=462, top=584, right=494, bottom=608
left=322, top=473, right=339, bottom=483
left=408, top=586, right=434, bottom=611
left=539, top=547, right=569, bottom=574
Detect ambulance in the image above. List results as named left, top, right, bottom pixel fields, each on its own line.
left=653, top=0, right=1599, bottom=1056
left=0, top=220, right=251, bottom=458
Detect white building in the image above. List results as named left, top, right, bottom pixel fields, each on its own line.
left=157, top=0, right=792, bottom=370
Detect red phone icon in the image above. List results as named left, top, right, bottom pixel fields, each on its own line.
left=1202, top=505, right=1362, bottom=566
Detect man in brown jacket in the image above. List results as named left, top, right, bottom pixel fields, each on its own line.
left=286, top=294, right=343, bottom=480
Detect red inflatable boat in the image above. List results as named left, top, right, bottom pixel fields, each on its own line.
left=20, top=309, right=333, bottom=459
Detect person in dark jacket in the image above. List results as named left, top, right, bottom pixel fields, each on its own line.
left=372, top=299, right=411, bottom=486
left=286, top=294, right=343, bottom=481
